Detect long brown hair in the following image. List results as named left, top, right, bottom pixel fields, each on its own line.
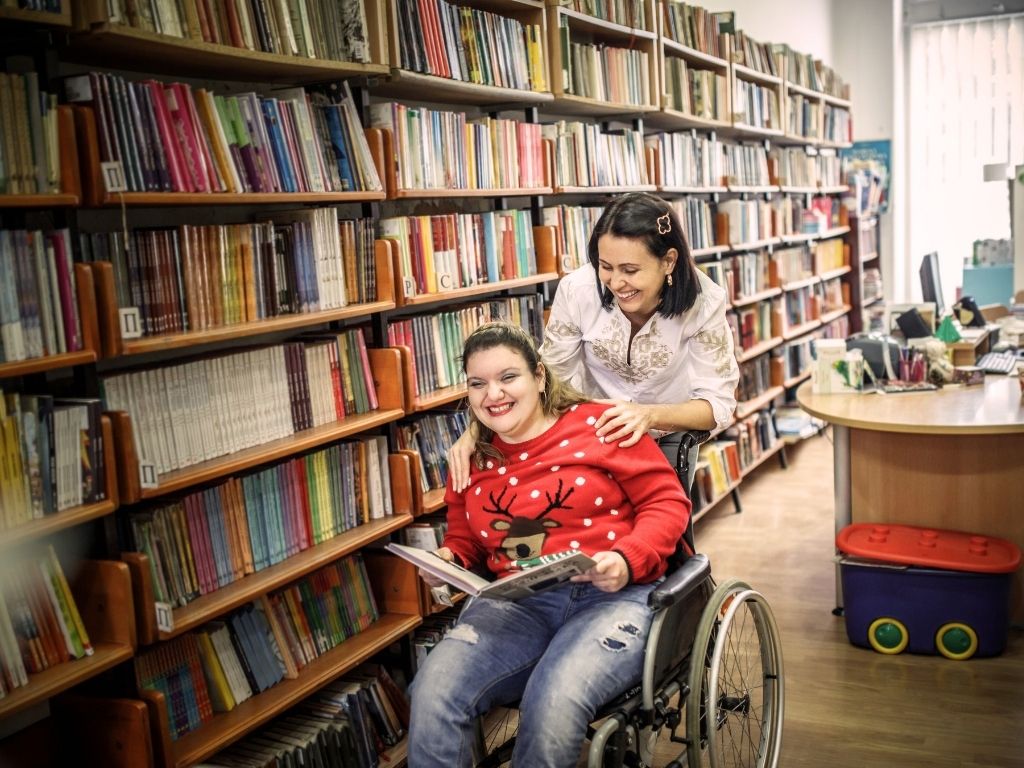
left=462, top=322, right=587, bottom=463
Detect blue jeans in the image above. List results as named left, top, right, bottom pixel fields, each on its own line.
left=407, top=581, right=657, bottom=768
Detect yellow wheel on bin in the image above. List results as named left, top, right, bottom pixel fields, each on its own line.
left=935, top=622, right=978, bottom=660
left=868, top=617, right=909, bottom=654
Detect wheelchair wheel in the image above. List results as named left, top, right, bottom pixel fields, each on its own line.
left=685, top=579, right=784, bottom=768
left=475, top=706, right=519, bottom=767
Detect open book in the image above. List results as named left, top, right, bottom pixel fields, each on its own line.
left=385, top=543, right=596, bottom=601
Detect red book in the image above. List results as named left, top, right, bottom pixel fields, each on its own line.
left=47, top=231, right=81, bottom=351
left=291, top=459, right=312, bottom=551
left=221, top=0, right=246, bottom=48
left=353, top=328, right=378, bottom=411
left=144, top=80, right=191, bottom=192
left=184, top=493, right=213, bottom=595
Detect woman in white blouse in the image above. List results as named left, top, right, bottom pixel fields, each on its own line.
left=449, top=192, right=739, bottom=491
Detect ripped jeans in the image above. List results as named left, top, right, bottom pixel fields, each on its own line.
left=407, top=580, right=657, bottom=768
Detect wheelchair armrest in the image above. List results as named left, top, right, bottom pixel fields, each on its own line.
left=648, top=553, right=711, bottom=610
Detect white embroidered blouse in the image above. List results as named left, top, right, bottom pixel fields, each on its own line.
left=540, top=264, right=739, bottom=430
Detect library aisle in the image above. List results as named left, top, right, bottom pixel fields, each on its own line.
left=673, top=432, right=1024, bottom=768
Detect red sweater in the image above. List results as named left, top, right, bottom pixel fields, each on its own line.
left=443, top=403, right=690, bottom=584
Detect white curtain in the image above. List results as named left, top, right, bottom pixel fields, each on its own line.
left=908, top=15, right=1023, bottom=309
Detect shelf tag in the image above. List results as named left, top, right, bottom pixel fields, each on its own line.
left=101, top=161, right=128, bottom=194
left=119, top=307, right=143, bottom=339
left=139, top=461, right=158, bottom=489
left=402, top=275, right=415, bottom=299
left=155, top=602, right=174, bottom=633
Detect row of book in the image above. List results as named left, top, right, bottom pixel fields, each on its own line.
left=663, top=59, right=728, bottom=121
left=67, top=72, right=380, bottom=194
left=546, top=121, right=649, bottom=188
left=729, top=302, right=775, bottom=353
left=99, top=0, right=371, bottom=64
left=770, top=146, right=843, bottom=188
left=123, top=437, right=392, bottom=607
left=395, top=411, right=470, bottom=493
left=823, top=104, right=853, bottom=144
left=100, top=331, right=378, bottom=478
left=732, top=30, right=778, bottom=77
left=80, top=212, right=376, bottom=339
left=1, top=392, right=106, bottom=527
left=774, top=336, right=814, bottom=383
left=0, top=228, right=82, bottom=364
left=772, top=43, right=850, bottom=100
left=738, top=354, right=772, bottom=402
left=661, top=1, right=733, bottom=59
left=646, top=132, right=722, bottom=190
left=786, top=94, right=822, bottom=140
left=393, top=0, right=545, bottom=92
left=732, top=79, right=781, bottom=131
left=669, top=197, right=718, bottom=252
left=380, top=209, right=537, bottom=299
left=571, top=0, right=648, bottom=29
left=369, top=102, right=546, bottom=193
left=778, top=287, right=819, bottom=330
left=136, top=554, right=379, bottom=739
left=200, top=663, right=410, bottom=768
left=540, top=204, right=603, bottom=275
left=694, top=440, right=742, bottom=503
left=387, top=295, right=543, bottom=398
left=559, top=30, right=654, bottom=107
left=718, top=198, right=773, bottom=245
left=0, top=545, right=93, bottom=697
left=0, top=70, right=61, bottom=196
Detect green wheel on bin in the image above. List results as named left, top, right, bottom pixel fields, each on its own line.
left=935, top=622, right=978, bottom=660
left=868, top=617, right=908, bottom=654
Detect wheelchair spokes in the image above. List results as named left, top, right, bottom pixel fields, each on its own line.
left=687, top=581, right=784, bottom=768
left=475, top=706, right=519, bottom=768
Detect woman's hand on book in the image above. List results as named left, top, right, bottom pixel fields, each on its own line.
left=419, top=547, right=455, bottom=588
left=593, top=400, right=653, bottom=448
left=571, top=551, right=629, bottom=593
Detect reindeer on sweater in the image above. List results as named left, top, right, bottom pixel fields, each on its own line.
left=484, top=479, right=576, bottom=562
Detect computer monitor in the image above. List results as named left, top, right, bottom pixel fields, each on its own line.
left=919, top=252, right=944, bottom=318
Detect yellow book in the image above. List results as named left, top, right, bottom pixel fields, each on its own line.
left=46, top=545, right=93, bottom=657
left=195, top=629, right=236, bottom=712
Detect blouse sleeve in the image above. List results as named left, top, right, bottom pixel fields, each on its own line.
left=684, top=287, right=739, bottom=430
left=538, top=276, right=586, bottom=388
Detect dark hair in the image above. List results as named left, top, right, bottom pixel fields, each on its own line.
left=587, top=192, right=702, bottom=318
left=461, top=322, right=587, bottom=462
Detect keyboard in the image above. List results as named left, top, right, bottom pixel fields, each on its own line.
left=975, top=351, right=1019, bottom=375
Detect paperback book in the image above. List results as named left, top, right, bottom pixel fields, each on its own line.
left=386, top=543, right=595, bottom=601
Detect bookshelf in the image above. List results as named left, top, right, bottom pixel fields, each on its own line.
left=0, top=1, right=868, bottom=762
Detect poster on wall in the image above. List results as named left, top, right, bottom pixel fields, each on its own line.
left=841, top=140, right=891, bottom=215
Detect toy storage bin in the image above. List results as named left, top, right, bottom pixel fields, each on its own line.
left=836, top=523, right=1021, bottom=660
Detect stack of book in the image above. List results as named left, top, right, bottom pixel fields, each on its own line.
left=0, top=229, right=82, bottom=364
left=98, top=0, right=372, bottom=62
left=67, top=74, right=380, bottom=194
left=541, top=204, right=604, bottom=274
left=0, top=545, right=94, bottom=697
left=661, top=1, right=733, bottom=58
left=396, top=411, right=470, bottom=492
left=123, top=435, right=392, bottom=606
left=648, top=132, right=723, bottom=189
left=1, top=392, right=106, bottom=525
left=544, top=121, right=649, bottom=188
left=101, top=332, right=378, bottom=478
left=0, top=70, right=62, bottom=195
left=136, top=554, right=378, bottom=739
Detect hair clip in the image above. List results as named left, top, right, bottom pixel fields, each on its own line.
left=656, top=213, right=672, bottom=235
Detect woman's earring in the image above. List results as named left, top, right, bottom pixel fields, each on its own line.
left=666, top=274, right=674, bottom=287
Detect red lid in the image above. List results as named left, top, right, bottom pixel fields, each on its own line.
left=837, top=523, right=1021, bottom=574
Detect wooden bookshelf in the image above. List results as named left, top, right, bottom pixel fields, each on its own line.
left=732, top=287, right=782, bottom=308
left=740, top=440, right=787, bottom=478
left=728, top=236, right=780, bottom=252
left=553, top=184, right=657, bottom=195
left=736, top=385, right=785, bottom=419
left=783, top=368, right=813, bottom=390
left=0, top=193, right=79, bottom=207
left=393, top=273, right=558, bottom=308
left=148, top=613, right=421, bottom=768
left=0, top=560, right=136, bottom=720
left=67, top=22, right=390, bottom=83
left=390, top=186, right=553, bottom=200
left=375, top=70, right=554, bottom=106
left=90, top=190, right=386, bottom=207
left=819, top=265, right=852, bottom=281
left=0, top=349, right=97, bottom=379
left=91, top=241, right=397, bottom=358
left=781, top=274, right=821, bottom=292
left=737, top=337, right=783, bottom=364
left=783, top=318, right=822, bottom=341
left=125, top=513, right=414, bottom=643
left=422, top=489, right=447, bottom=515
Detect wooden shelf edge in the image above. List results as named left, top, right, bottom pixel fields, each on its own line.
left=171, top=613, right=421, bottom=768
left=401, top=273, right=558, bottom=307
left=735, top=386, right=785, bottom=419
left=156, top=515, right=414, bottom=641
left=0, top=350, right=97, bottom=380
left=413, top=386, right=466, bottom=411
left=0, top=643, right=133, bottom=720
left=391, top=187, right=552, bottom=199
left=0, top=193, right=78, bottom=207
left=737, top=337, right=783, bottom=363
left=782, top=319, right=822, bottom=341
left=117, top=301, right=397, bottom=357
left=135, top=409, right=406, bottom=501
left=731, top=287, right=782, bottom=307
left=740, top=440, right=786, bottom=478
left=422, top=488, right=447, bottom=515
left=0, top=499, right=117, bottom=551
left=94, top=191, right=386, bottom=206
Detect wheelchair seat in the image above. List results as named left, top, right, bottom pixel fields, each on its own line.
left=475, top=431, right=785, bottom=768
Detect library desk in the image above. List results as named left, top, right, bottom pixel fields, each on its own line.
left=797, top=377, right=1024, bottom=623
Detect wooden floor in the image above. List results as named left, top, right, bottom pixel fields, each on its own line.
left=658, top=432, right=1024, bottom=767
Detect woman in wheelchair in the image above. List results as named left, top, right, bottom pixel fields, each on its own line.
left=407, top=322, right=693, bottom=768
left=447, top=192, right=739, bottom=493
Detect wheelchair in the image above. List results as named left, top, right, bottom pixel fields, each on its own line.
left=475, top=431, right=786, bottom=768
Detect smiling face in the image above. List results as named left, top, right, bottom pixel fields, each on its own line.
left=597, top=234, right=676, bottom=324
left=465, top=344, right=548, bottom=444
